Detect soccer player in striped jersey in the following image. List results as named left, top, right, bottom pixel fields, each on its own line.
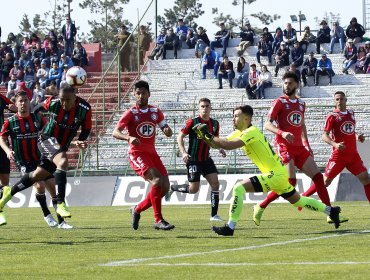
left=192, top=105, right=341, bottom=236
left=0, top=91, right=70, bottom=228
left=0, top=85, right=92, bottom=221
left=165, top=98, right=226, bottom=222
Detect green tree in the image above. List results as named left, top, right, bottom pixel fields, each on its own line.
left=18, top=14, right=32, bottom=35
left=43, top=0, right=69, bottom=33
left=157, top=0, right=205, bottom=30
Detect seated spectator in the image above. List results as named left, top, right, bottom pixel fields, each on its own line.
left=254, top=65, right=272, bottom=99
left=18, top=52, right=30, bottom=70
left=236, top=56, right=249, bottom=88
left=43, top=34, right=51, bottom=50
left=299, top=26, right=316, bottom=54
left=9, top=59, right=24, bottom=82
left=44, top=80, right=58, bottom=98
left=1, top=53, right=15, bottom=85
left=23, top=64, right=36, bottom=90
left=0, top=41, right=12, bottom=59
left=346, top=17, right=365, bottom=44
left=316, top=20, right=331, bottom=54
left=355, top=45, right=367, bottom=73
left=36, top=59, right=50, bottom=89
left=6, top=32, right=20, bottom=60
left=291, top=40, right=304, bottom=67
left=237, top=21, right=255, bottom=56
left=283, top=23, right=297, bottom=48
left=6, top=74, right=20, bottom=99
left=210, top=21, right=230, bottom=57
left=48, top=61, right=62, bottom=88
left=148, top=28, right=166, bottom=60
left=201, top=47, right=220, bottom=79
left=262, top=27, right=274, bottom=45
left=45, top=42, right=60, bottom=65
left=175, top=18, right=188, bottom=47
left=30, top=33, right=41, bottom=49
left=59, top=64, right=69, bottom=88
left=194, top=26, right=210, bottom=58
left=342, top=39, right=357, bottom=74
left=330, top=22, right=345, bottom=54
left=362, top=41, right=370, bottom=73
left=301, top=52, right=318, bottom=86
left=315, top=53, right=334, bottom=85
left=272, top=27, right=284, bottom=54
left=273, top=41, right=290, bottom=77
left=286, top=63, right=301, bottom=83
left=246, top=63, right=260, bottom=99
left=217, top=55, right=235, bottom=89
left=31, top=81, right=45, bottom=108
left=72, top=42, right=88, bottom=67
left=162, top=28, right=179, bottom=59
left=256, top=33, right=273, bottom=65
left=57, top=35, right=65, bottom=54
left=138, top=25, right=151, bottom=65
left=185, top=29, right=196, bottom=49
left=58, top=53, right=74, bottom=70
left=32, top=42, right=46, bottom=67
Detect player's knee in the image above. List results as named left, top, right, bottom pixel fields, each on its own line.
left=312, top=172, right=323, bottom=182
left=232, top=183, right=246, bottom=196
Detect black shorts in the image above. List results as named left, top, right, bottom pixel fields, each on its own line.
left=37, top=135, right=60, bottom=174
left=0, top=147, right=10, bottom=174
left=17, top=162, right=39, bottom=175
left=186, top=157, right=218, bottom=182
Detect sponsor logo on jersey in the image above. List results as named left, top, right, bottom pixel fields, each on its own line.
left=287, top=111, right=303, bottom=126
left=151, top=113, right=158, bottom=121
left=340, top=121, right=355, bottom=135
left=136, top=122, right=155, bottom=138
left=134, top=115, right=139, bottom=122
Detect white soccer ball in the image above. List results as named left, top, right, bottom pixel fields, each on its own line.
left=66, top=66, right=87, bottom=88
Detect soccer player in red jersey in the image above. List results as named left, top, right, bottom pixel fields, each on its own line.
left=302, top=91, right=370, bottom=202
left=0, top=85, right=92, bottom=221
left=253, top=72, right=333, bottom=226
left=112, top=80, right=175, bottom=231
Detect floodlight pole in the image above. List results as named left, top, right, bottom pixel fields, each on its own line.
left=298, top=10, right=303, bottom=35
left=242, top=0, right=245, bottom=27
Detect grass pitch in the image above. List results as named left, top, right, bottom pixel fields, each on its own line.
left=0, top=202, right=369, bottom=280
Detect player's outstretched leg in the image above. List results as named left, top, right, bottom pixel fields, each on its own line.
left=130, top=205, right=141, bottom=230
left=0, top=211, right=6, bottom=226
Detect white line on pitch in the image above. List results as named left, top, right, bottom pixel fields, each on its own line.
left=100, top=230, right=370, bottom=267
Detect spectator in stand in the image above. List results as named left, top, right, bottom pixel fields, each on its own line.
left=32, top=42, right=46, bottom=67
left=286, top=63, right=301, bottom=84
left=175, top=18, right=188, bottom=47
left=237, top=21, right=255, bottom=56
left=342, top=39, right=357, bottom=74
left=283, top=23, right=297, bottom=48
left=201, top=46, right=220, bottom=79
left=185, top=29, right=196, bottom=49
left=138, top=25, right=151, bottom=65
left=8, top=59, right=23, bottom=82
left=272, top=27, right=284, bottom=54
left=346, top=17, right=365, bottom=44
left=48, top=30, right=58, bottom=49
left=44, top=80, right=58, bottom=98
left=316, top=20, right=331, bottom=54
left=115, top=24, right=134, bottom=71
left=1, top=53, right=15, bottom=85
left=246, top=63, right=260, bottom=99
left=362, top=41, right=370, bottom=73
left=18, top=52, right=30, bottom=70
left=48, top=62, right=62, bottom=88
left=58, top=53, right=74, bottom=70
left=23, top=64, right=36, bottom=90
left=301, top=52, right=318, bottom=86
left=72, top=42, right=88, bottom=67
left=6, top=74, right=19, bottom=99
left=315, top=53, right=334, bottom=86
left=273, top=41, right=290, bottom=77
left=355, top=45, right=367, bottom=73
left=36, top=59, right=50, bottom=89
left=30, top=33, right=41, bottom=49
left=57, top=35, right=65, bottom=54
left=330, top=22, right=345, bottom=54
left=31, top=81, right=45, bottom=108
left=43, top=34, right=50, bottom=51
left=236, top=56, right=249, bottom=88
left=210, top=21, right=230, bottom=57
left=6, top=33, right=20, bottom=60
left=291, top=40, right=304, bottom=67
left=256, top=33, right=273, bottom=66
left=162, top=27, right=179, bottom=59
left=61, top=15, right=77, bottom=56
left=148, top=28, right=166, bottom=60
left=45, top=42, right=60, bottom=66
left=217, top=55, right=235, bottom=89
left=254, top=65, right=272, bottom=99
left=0, top=42, right=12, bottom=61
left=262, top=27, right=274, bottom=45
left=299, top=26, right=316, bottom=54
left=194, top=26, right=210, bottom=58
left=59, top=64, right=69, bottom=88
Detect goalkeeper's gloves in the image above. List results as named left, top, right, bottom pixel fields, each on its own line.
left=192, top=123, right=214, bottom=141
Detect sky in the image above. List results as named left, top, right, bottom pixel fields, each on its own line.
left=0, top=0, right=364, bottom=40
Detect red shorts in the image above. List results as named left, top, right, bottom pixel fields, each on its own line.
left=324, top=152, right=366, bottom=179
left=276, top=144, right=311, bottom=170
left=128, top=151, right=168, bottom=178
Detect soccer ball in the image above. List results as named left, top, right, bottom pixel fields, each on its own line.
left=66, top=66, right=87, bottom=88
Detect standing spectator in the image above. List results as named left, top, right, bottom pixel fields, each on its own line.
left=330, top=22, right=345, bottom=54
left=72, top=42, right=88, bottom=67
left=36, top=60, right=50, bottom=89
left=316, top=20, right=331, bottom=54
left=194, top=26, right=210, bottom=58
left=210, top=22, right=230, bottom=57
left=256, top=34, right=273, bottom=66
left=246, top=63, right=260, bottom=99
left=290, top=40, right=304, bottom=67
left=254, top=65, right=272, bottom=99
left=201, top=47, right=220, bottom=79
left=148, top=28, right=166, bottom=60
left=283, top=23, right=297, bottom=48
left=112, top=80, right=175, bottom=231
left=185, top=29, right=196, bottom=49
left=342, top=39, right=357, bottom=74
left=6, top=33, right=20, bottom=60
left=315, top=53, right=334, bottom=85
left=217, top=56, right=235, bottom=89
left=138, top=25, right=151, bottom=65
left=346, top=17, right=365, bottom=44
left=236, top=56, right=249, bottom=88
left=237, top=22, right=255, bottom=56
left=115, top=24, right=133, bottom=72
left=175, top=18, right=188, bottom=47
left=273, top=41, right=290, bottom=77
left=299, top=26, right=316, bottom=54
left=61, top=15, right=77, bottom=56
left=301, top=52, right=318, bottom=86
left=162, top=28, right=179, bottom=59
left=272, top=27, right=284, bottom=54
left=1, top=53, right=15, bottom=85
left=165, top=98, right=225, bottom=222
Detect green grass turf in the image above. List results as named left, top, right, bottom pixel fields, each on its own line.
left=0, top=202, right=369, bottom=280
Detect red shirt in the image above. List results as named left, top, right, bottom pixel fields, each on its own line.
left=116, top=104, right=165, bottom=154
left=268, top=95, right=306, bottom=147
left=324, top=109, right=357, bottom=156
